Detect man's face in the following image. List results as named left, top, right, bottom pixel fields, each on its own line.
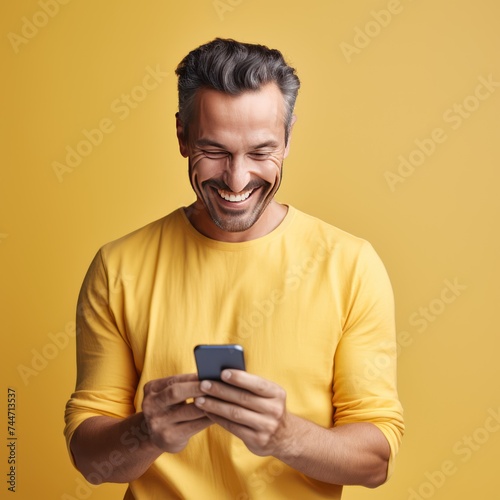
left=177, top=83, right=294, bottom=241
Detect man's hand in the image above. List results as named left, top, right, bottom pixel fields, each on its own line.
left=142, top=373, right=213, bottom=453
left=194, top=370, right=292, bottom=457
left=193, top=370, right=390, bottom=488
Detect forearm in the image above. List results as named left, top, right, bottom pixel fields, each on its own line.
left=70, top=413, right=162, bottom=485
left=276, top=416, right=390, bottom=488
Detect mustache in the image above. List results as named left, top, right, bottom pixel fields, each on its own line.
left=202, top=179, right=268, bottom=192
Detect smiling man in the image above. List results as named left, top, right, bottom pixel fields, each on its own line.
left=182, top=82, right=289, bottom=239
left=64, top=39, right=404, bottom=499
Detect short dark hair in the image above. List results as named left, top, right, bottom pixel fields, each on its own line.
left=175, top=38, right=300, bottom=144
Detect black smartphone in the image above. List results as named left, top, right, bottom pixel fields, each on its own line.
left=194, top=344, right=246, bottom=381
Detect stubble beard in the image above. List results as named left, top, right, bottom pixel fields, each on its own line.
left=189, top=161, right=283, bottom=233
left=202, top=180, right=273, bottom=233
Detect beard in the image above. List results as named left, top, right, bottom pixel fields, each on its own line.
left=189, top=160, right=283, bottom=233
left=201, top=179, right=274, bottom=233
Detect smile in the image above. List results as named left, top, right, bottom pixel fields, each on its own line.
left=217, top=188, right=254, bottom=202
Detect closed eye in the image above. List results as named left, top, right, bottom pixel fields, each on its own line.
left=202, top=150, right=229, bottom=159
left=249, top=152, right=271, bottom=160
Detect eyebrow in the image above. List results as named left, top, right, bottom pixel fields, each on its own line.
left=194, top=139, right=226, bottom=149
left=194, top=138, right=280, bottom=150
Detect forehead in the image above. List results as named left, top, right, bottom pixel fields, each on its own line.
left=191, top=83, right=286, bottom=144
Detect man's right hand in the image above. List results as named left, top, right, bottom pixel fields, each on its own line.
left=70, top=373, right=212, bottom=484
left=142, top=373, right=212, bottom=453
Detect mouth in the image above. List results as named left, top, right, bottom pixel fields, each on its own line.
left=216, top=188, right=255, bottom=203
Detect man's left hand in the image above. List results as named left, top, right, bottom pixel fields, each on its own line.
left=194, top=370, right=293, bottom=457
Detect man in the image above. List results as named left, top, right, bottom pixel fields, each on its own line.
left=65, top=38, right=404, bottom=499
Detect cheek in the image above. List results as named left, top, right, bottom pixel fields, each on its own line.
left=262, top=159, right=283, bottom=185
left=190, top=157, right=219, bottom=183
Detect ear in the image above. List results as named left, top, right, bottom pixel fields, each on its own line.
left=284, top=114, right=297, bottom=158
left=176, top=113, right=189, bottom=157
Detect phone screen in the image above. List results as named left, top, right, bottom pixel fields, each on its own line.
left=194, top=344, right=246, bottom=381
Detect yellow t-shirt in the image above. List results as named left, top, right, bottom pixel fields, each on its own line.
left=64, top=206, right=404, bottom=499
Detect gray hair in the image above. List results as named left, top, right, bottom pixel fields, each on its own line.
left=175, top=38, right=300, bottom=144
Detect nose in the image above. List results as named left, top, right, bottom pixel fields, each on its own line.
left=223, top=154, right=252, bottom=193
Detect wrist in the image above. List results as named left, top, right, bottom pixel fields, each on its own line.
left=122, top=412, right=162, bottom=455
left=274, top=413, right=307, bottom=462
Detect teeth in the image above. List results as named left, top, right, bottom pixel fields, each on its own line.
left=217, top=189, right=253, bottom=202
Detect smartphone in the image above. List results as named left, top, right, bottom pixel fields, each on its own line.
left=194, top=344, right=246, bottom=381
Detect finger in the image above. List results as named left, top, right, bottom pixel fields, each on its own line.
left=145, top=373, right=199, bottom=394
left=203, top=412, right=284, bottom=457
left=219, top=370, right=284, bottom=399
left=175, top=415, right=214, bottom=435
left=143, top=384, right=207, bottom=418
left=164, top=401, right=210, bottom=423
left=149, top=415, right=213, bottom=452
left=188, top=416, right=214, bottom=436
left=195, top=397, right=273, bottom=432
left=159, top=381, right=207, bottom=405
left=199, top=380, right=269, bottom=413
left=148, top=381, right=207, bottom=407
left=203, top=413, right=258, bottom=445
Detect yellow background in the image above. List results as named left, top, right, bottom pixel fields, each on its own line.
left=1, top=1, right=499, bottom=498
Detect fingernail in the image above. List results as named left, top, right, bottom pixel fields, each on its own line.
left=200, top=380, right=212, bottom=391
left=195, top=397, right=205, bottom=406
left=221, top=370, right=231, bottom=380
